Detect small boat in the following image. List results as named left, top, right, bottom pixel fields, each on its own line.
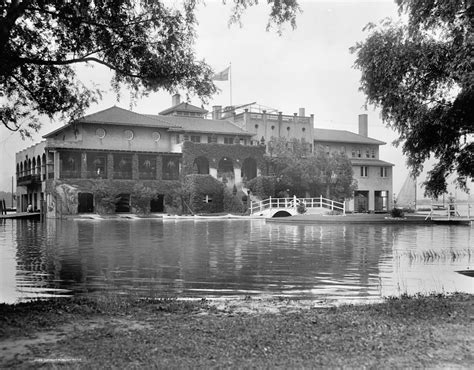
left=456, top=269, right=474, bottom=277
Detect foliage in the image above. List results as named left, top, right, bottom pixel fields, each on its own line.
left=91, top=181, right=120, bottom=214
left=130, top=183, right=157, bottom=214
left=390, top=207, right=404, bottom=218
left=223, top=187, right=244, bottom=214
left=351, top=1, right=473, bottom=197
left=296, top=201, right=306, bottom=214
left=266, top=139, right=356, bottom=199
left=1, top=1, right=299, bottom=138
left=163, top=189, right=184, bottom=215
left=246, top=176, right=276, bottom=199
left=183, top=174, right=224, bottom=214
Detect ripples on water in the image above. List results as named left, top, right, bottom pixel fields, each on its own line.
left=0, top=218, right=472, bottom=304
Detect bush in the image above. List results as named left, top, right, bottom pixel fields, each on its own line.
left=183, top=174, right=224, bottom=214
left=92, top=181, right=120, bottom=214
left=246, top=176, right=276, bottom=199
left=296, top=202, right=306, bottom=214
left=164, top=190, right=183, bottom=215
left=131, top=184, right=156, bottom=214
left=390, top=207, right=405, bottom=218
left=223, top=188, right=245, bottom=214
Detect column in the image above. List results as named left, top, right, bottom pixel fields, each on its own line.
left=81, top=152, right=87, bottom=178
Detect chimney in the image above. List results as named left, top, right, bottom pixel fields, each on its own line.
left=299, top=108, right=305, bottom=117
left=212, top=105, right=222, bottom=120
left=358, top=114, right=368, bottom=137
left=172, top=93, right=180, bottom=106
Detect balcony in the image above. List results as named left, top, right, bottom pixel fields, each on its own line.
left=17, top=174, right=42, bottom=186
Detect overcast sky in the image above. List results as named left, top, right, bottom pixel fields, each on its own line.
left=1, top=1, right=469, bottom=197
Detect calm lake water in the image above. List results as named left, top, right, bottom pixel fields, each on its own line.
left=0, top=218, right=472, bottom=304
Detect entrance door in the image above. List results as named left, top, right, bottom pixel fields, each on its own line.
left=150, top=194, right=164, bottom=213
left=78, top=193, right=94, bottom=213
left=354, top=191, right=369, bottom=213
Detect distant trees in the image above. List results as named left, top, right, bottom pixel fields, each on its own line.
left=351, top=0, right=473, bottom=197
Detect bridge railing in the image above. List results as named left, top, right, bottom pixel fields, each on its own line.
left=250, top=196, right=345, bottom=215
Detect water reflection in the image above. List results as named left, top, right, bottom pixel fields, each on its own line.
left=0, top=219, right=472, bottom=304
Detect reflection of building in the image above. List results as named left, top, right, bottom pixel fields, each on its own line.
left=15, top=95, right=392, bottom=215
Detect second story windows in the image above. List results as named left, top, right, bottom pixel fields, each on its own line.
left=360, top=166, right=368, bottom=177
left=190, top=135, right=201, bottom=143
left=380, top=167, right=388, bottom=178
left=371, top=148, right=376, bottom=158
left=224, top=137, right=234, bottom=144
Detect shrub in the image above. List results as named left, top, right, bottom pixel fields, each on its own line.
left=390, top=207, right=405, bottom=218
left=223, top=188, right=245, bottom=214
left=183, top=174, right=224, bottom=214
left=246, top=176, right=276, bottom=199
left=131, top=184, right=156, bottom=214
left=92, top=181, right=120, bottom=214
left=296, top=201, right=306, bottom=214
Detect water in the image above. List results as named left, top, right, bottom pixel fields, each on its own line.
left=0, top=218, right=472, bottom=304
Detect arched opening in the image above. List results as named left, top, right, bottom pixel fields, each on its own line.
left=32, top=157, right=36, bottom=176
left=242, top=157, right=257, bottom=181
left=27, top=159, right=31, bottom=175
left=42, top=153, right=46, bottom=178
left=272, top=210, right=292, bottom=217
left=36, top=155, right=41, bottom=175
left=193, top=156, right=209, bottom=174
left=17, top=163, right=21, bottom=179
left=23, top=160, right=27, bottom=177
left=217, top=157, right=234, bottom=184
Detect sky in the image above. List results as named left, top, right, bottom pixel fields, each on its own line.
left=0, top=1, right=470, bottom=197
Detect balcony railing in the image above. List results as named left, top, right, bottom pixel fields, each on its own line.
left=17, top=174, right=41, bottom=186
left=86, top=170, right=107, bottom=179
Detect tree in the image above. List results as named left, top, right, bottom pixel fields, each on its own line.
left=0, top=0, right=300, bottom=138
left=351, top=0, right=473, bottom=198
left=265, top=138, right=356, bottom=199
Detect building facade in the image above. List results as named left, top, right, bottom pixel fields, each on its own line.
left=15, top=96, right=265, bottom=217
left=15, top=95, right=393, bottom=216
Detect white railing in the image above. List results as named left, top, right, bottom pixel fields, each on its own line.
left=249, top=195, right=345, bottom=215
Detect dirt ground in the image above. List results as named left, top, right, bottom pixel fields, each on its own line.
left=0, top=294, right=472, bottom=368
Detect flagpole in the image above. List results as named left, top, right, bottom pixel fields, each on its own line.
left=229, top=62, right=232, bottom=107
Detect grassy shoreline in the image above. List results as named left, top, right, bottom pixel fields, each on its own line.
left=1, top=294, right=472, bottom=368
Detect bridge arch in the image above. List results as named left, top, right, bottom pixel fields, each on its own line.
left=272, top=210, right=292, bottom=217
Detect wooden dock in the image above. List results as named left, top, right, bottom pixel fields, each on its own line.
left=431, top=217, right=472, bottom=226
left=0, top=212, right=41, bottom=220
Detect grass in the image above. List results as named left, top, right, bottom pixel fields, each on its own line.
left=0, top=293, right=472, bottom=368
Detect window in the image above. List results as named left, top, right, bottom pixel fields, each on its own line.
left=302, top=127, right=306, bottom=132
left=207, top=135, right=217, bottom=143
left=357, top=149, right=361, bottom=158
left=371, top=148, right=375, bottom=158
left=271, top=125, right=275, bottom=130
left=380, top=167, right=388, bottom=178
left=365, top=148, right=370, bottom=158
left=183, top=134, right=189, bottom=141
left=351, top=149, right=356, bottom=157
left=360, top=166, right=368, bottom=177
left=190, top=135, right=201, bottom=143
left=224, top=137, right=234, bottom=144
left=255, top=124, right=259, bottom=129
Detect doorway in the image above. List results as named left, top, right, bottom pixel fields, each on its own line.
left=150, top=194, right=164, bottom=213
left=354, top=191, right=369, bottom=213
left=78, top=193, right=94, bottom=213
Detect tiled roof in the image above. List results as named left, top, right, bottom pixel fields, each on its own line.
left=146, top=114, right=252, bottom=136
left=159, top=102, right=208, bottom=116
left=43, top=106, right=172, bottom=138
left=314, top=128, right=385, bottom=145
left=350, top=158, right=394, bottom=166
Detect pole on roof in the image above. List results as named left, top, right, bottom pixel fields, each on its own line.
left=229, top=62, right=232, bottom=108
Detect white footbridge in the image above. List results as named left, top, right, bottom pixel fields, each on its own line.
left=249, top=196, right=345, bottom=218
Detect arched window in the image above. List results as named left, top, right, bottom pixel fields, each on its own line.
left=36, top=155, right=41, bottom=175
left=193, top=156, right=209, bottom=175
